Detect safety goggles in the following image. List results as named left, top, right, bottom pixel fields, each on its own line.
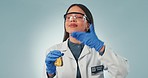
left=64, top=12, right=90, bottom=22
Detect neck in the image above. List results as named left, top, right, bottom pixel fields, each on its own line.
left=69, top=36, right=81, bottom=44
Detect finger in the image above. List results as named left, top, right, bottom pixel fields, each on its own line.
left=45, top=58, right=57, bottom=62
left=89, top=24, right=95, bottom=33
left=46, top=54, right=63, bottom=62
left=48, top=54, right=61, bottom=58
left=50, top=50, right=63, bottom=56
left=71, top=32, right=85, bottom=39
left=71, top=32, right=78, bottom=38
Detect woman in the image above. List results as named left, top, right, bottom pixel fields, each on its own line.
left=44, top=4, right=128, bottom=78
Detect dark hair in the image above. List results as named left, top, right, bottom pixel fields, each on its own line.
left=63, top=4, right=94, bottom=42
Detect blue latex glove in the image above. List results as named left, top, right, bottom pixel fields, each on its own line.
left=71, top=24, right=104, bottom=51
left=45, top=50, right=64, bottom=74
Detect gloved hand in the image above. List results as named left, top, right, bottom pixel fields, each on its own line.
left=45, top=50, right=64, bottom=74
left=71, top=24, right=104, bottom=51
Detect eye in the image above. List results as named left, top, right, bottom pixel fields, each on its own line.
left=66, top=15, right=71, bottom=19
left=77, top=16, right=83, bottom=19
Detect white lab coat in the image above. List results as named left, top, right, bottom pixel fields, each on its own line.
left=43, top=39, right=128, bottom=78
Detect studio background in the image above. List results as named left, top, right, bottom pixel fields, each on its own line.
left=0, top=0, right=147, bottom=78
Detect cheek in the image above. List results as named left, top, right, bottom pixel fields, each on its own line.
left=64, top=22, right=68, bottom=30
left=79, top=23, right=88, bottom=31
left=79, top=26, right=86, bottom=31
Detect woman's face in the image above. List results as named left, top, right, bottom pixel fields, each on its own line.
left=65, top=6, right=89, bottom=34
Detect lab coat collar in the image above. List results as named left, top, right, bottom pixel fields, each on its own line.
left=79, top=45, right=91, bottom=60
left=60, top=39, right=91, bottom=60
left=60, top=39, right=75, bottom=59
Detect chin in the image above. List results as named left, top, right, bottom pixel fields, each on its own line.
left=67, top=30, right=77, bottom=34
left=68, top=31, right=74, bottom=34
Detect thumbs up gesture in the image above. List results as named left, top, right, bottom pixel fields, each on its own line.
left=71, top=24, right=104, bottom=51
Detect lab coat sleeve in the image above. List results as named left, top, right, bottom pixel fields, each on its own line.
left=42, top=48, right=51, bottom=78
left=42, top=45, right=59, bottom=78
left=98, top=45, right=129, bottom=78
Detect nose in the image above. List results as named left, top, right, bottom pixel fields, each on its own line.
left=69, top=16, right=77, bottom=22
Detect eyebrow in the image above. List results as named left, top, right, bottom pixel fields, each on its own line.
left=64, top=12, right=85, bottom=16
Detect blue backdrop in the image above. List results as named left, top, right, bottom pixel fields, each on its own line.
left=0, top=0, right=147, bottom=78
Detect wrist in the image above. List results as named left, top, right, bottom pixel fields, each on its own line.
left=98, top=46, right=105, bottom=56
left=95, top=39, right=104, bottom=51
left=46, top=70, right=56, bottom=75
left=46, top=66, right=56, bottom=75
left=47, top=72, right=56, bottom=78
left=99, top=45, right=105, bottom=52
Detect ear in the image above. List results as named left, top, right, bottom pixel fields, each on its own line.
left=86, top=23, right=90, bottom=30
left=87, top=23, right=90, bottom=28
